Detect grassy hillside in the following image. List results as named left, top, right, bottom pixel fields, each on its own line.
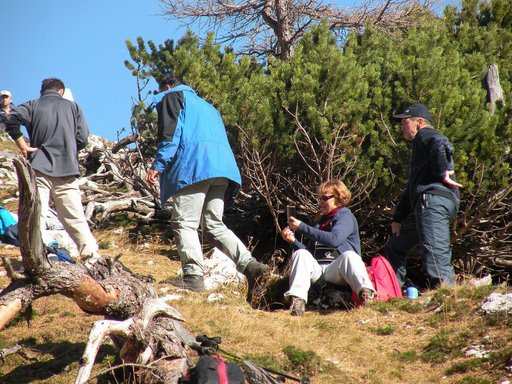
left=0, top=223, right=511, bottom=384
left=0, top=139, right=510, bottom=384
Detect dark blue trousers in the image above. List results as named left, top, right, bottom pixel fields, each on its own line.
left=387, top=193, right=457, bottom=288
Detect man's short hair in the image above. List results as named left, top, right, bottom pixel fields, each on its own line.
left=41, top=78, right=65, bottom=94
left=158, top=75, right=182, bottom=90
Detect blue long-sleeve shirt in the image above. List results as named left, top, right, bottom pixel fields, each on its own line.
left=293, top=207, right=361, bottom=258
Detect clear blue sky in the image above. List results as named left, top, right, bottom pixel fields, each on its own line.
left=0, top=0, right=187, bottom=142
left=1, top=1, right=457, bottom=142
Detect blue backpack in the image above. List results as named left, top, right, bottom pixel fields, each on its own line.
left=0, top=206, right=18, bottom=246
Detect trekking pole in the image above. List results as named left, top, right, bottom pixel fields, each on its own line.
left=194, top=335, right=311, bottom=384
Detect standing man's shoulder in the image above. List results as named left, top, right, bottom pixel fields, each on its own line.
left=159, top=89, right=186, bottom=111
left=417, top=126, right=452, bottom=146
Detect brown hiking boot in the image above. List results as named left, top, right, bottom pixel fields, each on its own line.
left=290, top=296, right=306, bottom=317
left=359, top=288, right=376, bottom=305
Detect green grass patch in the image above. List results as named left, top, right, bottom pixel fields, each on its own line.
left=421, top=328, right=460, bottom=364
left=445, top=358, right=483, bottom=375
left=244, top=352, right=287, bottom=372
left=456, top=285, right=494, bottom=300
left=454, top=377, right=492, bottom=384
left=282, top=345, right=321, bottom=376
left=390, top=350, right=418, bottom=362
left=375, top=325, right=396, bottom=335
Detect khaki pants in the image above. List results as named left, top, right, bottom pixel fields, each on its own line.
left=171, top=177, right=254, bottom=276
left=36, top=171, right=99, bottom=258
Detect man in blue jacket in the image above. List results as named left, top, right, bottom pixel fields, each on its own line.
left=146, top=75, right=268, bottom=292
left=387, top=104, right=462, bottom=289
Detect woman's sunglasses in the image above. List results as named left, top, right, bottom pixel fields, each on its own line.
left=319, top=195, right=334, bottom=202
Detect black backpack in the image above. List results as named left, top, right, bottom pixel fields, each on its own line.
left=188, top=354, right=244, bottom=384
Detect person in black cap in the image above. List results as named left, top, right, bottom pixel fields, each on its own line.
left=386, top=103, right=462, bottom=289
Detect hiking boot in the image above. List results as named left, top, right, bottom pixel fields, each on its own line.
left=290, top=296, right=306, bottom=317
left=168, top=275, right=206, bottom=292
left=243, top=259, right=269, bottom=288
left=359, top=288, right=376, bottom=305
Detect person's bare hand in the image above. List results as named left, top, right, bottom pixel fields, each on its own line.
left=391, top=221, right=402, bottom=237
left=21, top=146, right=38, bottom=159
left=287, top=216, right=301, bottom=230
left=442, top=170, right=463, bottom=188
left=145, top=168, right=159, bottom=185
left=280, top=226, right=295, bottom=244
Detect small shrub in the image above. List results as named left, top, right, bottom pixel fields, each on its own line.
left=98, top=241, right=113, bottom=250
left=374, top=300, right=392, bottom=314
left=486, top=344, right=512, bottom=372
left=391, top=350, right=418, bottom=362
left=312, top=319, right=337, bottom=331
left=445, top=358, right=483, bottom=375
left=455, top=377, right=492, bottom=384
left=282, top=345, right=321, bottom=376
left=421, top=328, right=456, bottom=364
left=375, top=325, right=396, bottom=335
left=398, top=300, right=424, bottom=313
left=457, top=285, right=494, bottom=300
left=245, top=353, right=287, bottom=372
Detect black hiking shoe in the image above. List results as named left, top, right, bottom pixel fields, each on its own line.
left=244, top=260, right=269, bottom=287
left=243, top=260, right=270, bottom=301
left=167, top=275, right=206, bottom=292
left=290, top=296, right=306, bottom=317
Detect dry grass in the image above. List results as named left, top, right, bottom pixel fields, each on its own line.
left=0, top=224, right=511, bottom=383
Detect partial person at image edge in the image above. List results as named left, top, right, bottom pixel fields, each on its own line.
left=0, top=90, right=14, bottom=131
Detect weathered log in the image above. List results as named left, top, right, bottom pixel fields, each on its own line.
left=12, top=157, right=47, bottom=275
left=0, top=157, right=194, bottom=383
left=85, top=196, right=155, bottom=222
left=0, top=343, right=22, bottom=361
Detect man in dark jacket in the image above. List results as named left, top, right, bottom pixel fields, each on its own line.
left=387, top=104, right=462, bottom=288
left=6, top=78, right=100, bottom=267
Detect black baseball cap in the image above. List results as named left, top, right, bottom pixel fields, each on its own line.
left=393, top=104, right=432, bottom=122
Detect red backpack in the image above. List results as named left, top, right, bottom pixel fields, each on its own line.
left=353, top=255, right=402, bottom=306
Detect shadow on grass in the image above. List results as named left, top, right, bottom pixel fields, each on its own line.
left=0, top=339, right=117, bottom=384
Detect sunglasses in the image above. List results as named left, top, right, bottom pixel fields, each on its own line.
left=319, top=195, right=334, bottom=202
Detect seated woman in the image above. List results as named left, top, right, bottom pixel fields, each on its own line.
left=280, top=179, right=376, bottom=316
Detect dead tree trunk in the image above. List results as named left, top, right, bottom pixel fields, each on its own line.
left=486, top=64, right=505, bottom=115
left=0, top=157, right=194, bottom=384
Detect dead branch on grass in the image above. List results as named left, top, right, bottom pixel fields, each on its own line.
left=0, top=157, right=194, bottom=384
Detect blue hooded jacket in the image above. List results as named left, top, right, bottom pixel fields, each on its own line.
left=151, top=85, right=241, bottom=206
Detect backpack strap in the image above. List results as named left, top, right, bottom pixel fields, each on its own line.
left=214, top=355, right=229, bottom=384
